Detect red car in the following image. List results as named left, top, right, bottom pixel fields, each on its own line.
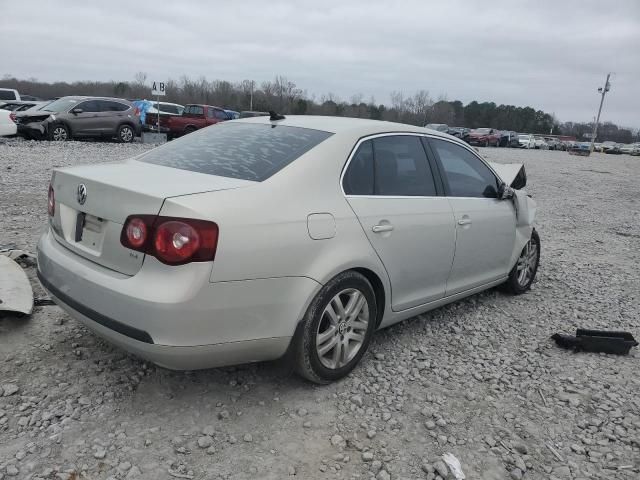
left=165, top=104, right=230, bottom=138
left=468, top=128, right=501, bottom=147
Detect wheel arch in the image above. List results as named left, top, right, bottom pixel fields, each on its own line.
left=47, top=120, right=73, bottom=140
left=351, top=267, right=386, bottom=328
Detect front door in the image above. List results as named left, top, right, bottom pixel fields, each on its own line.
left=427, top=138, right=516, bottom=295
left=68, top=100, right=102, bottom=135
left=343, top=135, right=456, bottom=310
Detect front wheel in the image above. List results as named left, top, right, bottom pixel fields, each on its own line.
left=504, top=230, right=540, bottom=294
left=293, top=271, right=377, bottom=384
left=117, top=124, right=135, bottom=143
left=50, top=124, right=69, bottom=141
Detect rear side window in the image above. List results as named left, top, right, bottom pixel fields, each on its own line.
left=343, top=141, right=374, bottom=195
left=343, top=135, right=437, bottom=196
left=139, top=123, right=333, bottom=181
left=0, top=90, right=17, bottom=100
left=158, top=104, right=180, bottom=114
left=430, top=138, right=499, bottom=198
left=186, top=106, right=204, bottom=116
left=100, top=101, right=129, bottom=112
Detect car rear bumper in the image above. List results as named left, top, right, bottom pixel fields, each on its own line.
left=37, top=229, right=320, bottom=369
left=0, top=123, right=17, bottom=136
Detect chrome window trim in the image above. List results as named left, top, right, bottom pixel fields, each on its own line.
left=340, top=132, right=502, bottom=198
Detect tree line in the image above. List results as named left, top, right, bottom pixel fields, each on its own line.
left=1, top=73, right=636, bottom=142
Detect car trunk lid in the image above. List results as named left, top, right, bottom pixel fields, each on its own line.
left=49, top=160, right=254, bottom=275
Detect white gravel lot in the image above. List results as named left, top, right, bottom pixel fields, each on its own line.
left=0, top=138, right=639, bottom=480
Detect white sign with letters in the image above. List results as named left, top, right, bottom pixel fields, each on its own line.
left=151, top=81, right=166, bottom=96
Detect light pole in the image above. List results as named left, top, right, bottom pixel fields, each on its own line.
left=589, top=73, right=611, bottom=152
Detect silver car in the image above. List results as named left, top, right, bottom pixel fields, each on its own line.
left=37, top=116, right=540, bottom=383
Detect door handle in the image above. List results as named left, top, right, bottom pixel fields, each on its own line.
left=372, top=224, right=394, bottom=233
left=457, top=218, right=472, bottom=226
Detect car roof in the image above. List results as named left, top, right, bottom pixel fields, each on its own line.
left=234, top=115, right=452, bottom=138
left=58, top=96, right=132, bottom=103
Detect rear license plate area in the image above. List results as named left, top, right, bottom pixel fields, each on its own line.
left=75, top=213, right=106, bottom=250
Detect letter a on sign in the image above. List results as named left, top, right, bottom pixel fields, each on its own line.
left=151, top=81, right=166, bottom=96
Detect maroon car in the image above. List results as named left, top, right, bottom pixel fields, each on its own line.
left=165, top=104, right=229, bottom=139
left=468, top=128, right=501, bottom=147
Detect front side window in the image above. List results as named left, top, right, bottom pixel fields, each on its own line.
left=76, top=100, right=100, bottom=113
left=430, top=138, right=499, bottom=198
left=343, top=135, right=437, bottom=196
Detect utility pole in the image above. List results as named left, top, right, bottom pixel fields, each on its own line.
left=250, top=80, right=254, bottom=111
left=589, top=73, right=611, bottom=152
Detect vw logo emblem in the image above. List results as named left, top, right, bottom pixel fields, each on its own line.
left=77, top=184, right=87, bottom=205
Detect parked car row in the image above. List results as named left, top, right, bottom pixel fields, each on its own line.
left=1, top=87, right=256, bottom=142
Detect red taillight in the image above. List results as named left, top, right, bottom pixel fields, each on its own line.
left=9, top=112, right=16, bottom=124
left=48, top=183, right=55, bottom=217
left=134, top=107, right=140, bottom=117
left=121, top=215, right=219, bottom=266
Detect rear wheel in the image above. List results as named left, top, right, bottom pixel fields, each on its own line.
left=50, top=124, right=69, bottom=141
left=184, top=126, right=197, bottom=135
left=504, top=230, right=540, bottom=294
left=117, top=124, right=135, bottom=143
left=293, top=271, right=377, bottom=384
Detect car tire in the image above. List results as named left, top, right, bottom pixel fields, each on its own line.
left=503, top=230, right=540, bottom=295
left=293, top=270, right=377, bottom=384
left=184, top=126, right=197, bottom=135
left=484, top=140, right=489, bottom=147
left=49, top=124, right=69, bottom=142
left=117, top=124, right=135, bottom=143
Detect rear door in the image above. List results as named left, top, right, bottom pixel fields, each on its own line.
left=427, top=137, right=516, bottom=295
left=344, top=134, right=456, bottom=310
left=97, top=100, right=130, bottom=135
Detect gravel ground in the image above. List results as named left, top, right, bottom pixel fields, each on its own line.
left=1, top=138, right=639, bottom=480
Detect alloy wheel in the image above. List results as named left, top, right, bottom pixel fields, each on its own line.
left=52, top=127, right=67, bottom=141
left=316, top=288, right=369, bottom=369
left=516, top=239, right=538, bottom=287
left=120, top=127, right=133, bottom=142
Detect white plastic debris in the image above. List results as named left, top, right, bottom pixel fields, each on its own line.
left=0, top=255, right=33, bottom=315
left=442, top=452, right=466, bottom=480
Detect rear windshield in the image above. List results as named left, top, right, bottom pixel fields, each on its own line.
left=139, top=123, right=333, bottom=181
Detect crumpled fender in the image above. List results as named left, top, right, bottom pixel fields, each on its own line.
left=509, top=190, right=537, bottom=268
left=0, top=255, right=33, bottom=315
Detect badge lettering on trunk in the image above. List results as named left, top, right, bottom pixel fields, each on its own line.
left=77, top=184, right=87, bottom=205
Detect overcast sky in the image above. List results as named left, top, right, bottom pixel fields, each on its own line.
left=2, top=0, right=638, bottom=127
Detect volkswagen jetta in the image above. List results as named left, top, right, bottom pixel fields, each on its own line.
left=37, top=115, right=539, bottom=383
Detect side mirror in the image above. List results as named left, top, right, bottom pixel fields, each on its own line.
left=71, top=108, right=83, bottom=114
left=498, top=182, right=515, bottom=200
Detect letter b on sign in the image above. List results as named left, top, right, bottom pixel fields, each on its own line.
left=151, top=81, right=166, bottom=96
